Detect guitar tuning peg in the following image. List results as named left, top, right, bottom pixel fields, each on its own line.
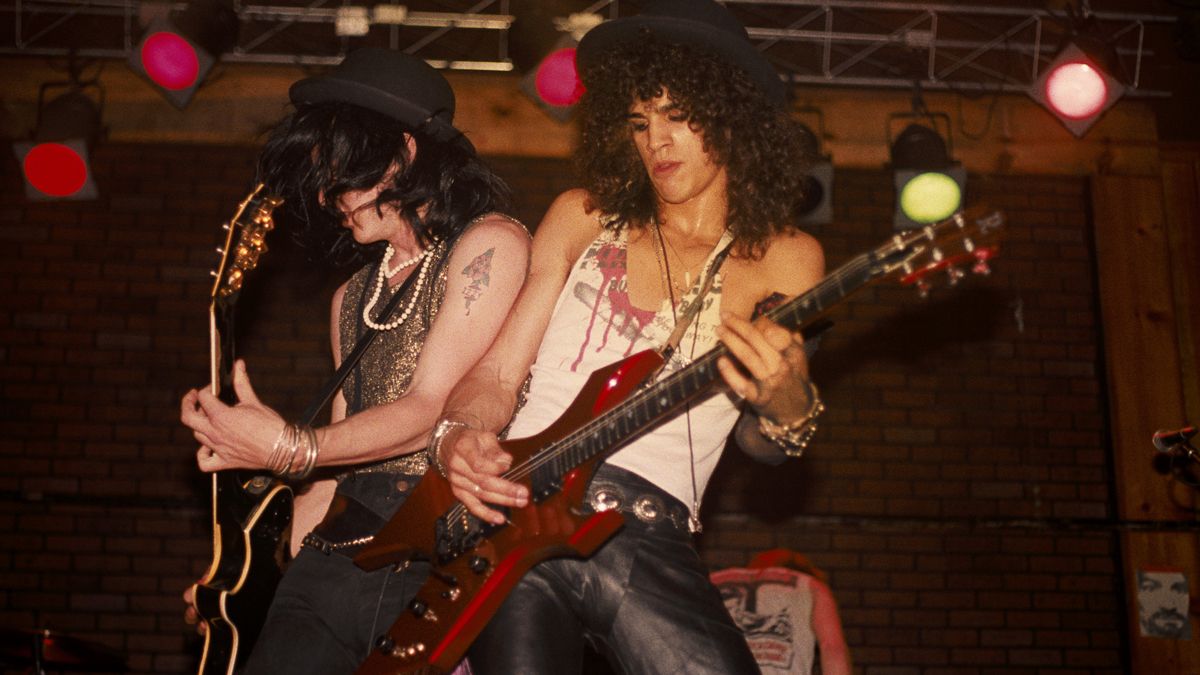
left=216, top=246, right=224, bottom=255
left=946, top=266, right=965, bottom=286
left=221, top=223, right=230, bottom=231
left=209, top=270, right=218, bottom=277
left=915, top=278, right=932, bottom=298
left=972, top=256, right=992, bottom=276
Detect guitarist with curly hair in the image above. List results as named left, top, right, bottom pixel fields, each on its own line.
left=429, top=1, right=826, bottom=672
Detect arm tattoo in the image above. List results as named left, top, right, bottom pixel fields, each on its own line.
left=460, top=248, right=495, bottom=315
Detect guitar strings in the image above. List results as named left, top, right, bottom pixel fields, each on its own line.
left=440, top=248, right=889, bottom=527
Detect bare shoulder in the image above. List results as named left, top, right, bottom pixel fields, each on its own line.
left=756, top=228, right=825, bottom=296
left=533, top=188, right=605, bottom=268
left=446, top=211, right=530, bottom=261
left=331, top=277, right=351, bottom=312
left=460, top=211, right=532, bottom=242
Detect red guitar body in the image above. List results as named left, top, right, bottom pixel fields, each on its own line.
left=353, top=348, right=667, bottom=674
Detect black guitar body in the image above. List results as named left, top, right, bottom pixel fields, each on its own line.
left=193, top=472, right=293, bottom=675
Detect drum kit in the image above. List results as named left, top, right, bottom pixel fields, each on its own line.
left=0, top=628, right=127, bottom=674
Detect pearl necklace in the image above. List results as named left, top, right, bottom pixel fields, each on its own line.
left=361, top=244, right=434, bottom=331
left=381, top=243, right=427, bottom=279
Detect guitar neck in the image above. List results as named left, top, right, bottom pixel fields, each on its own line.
left=209, top=301, right=238, bottom=405
left=528, top=245, right=894, bottom=494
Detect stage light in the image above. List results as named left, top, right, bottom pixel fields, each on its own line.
left=890, top=122, right=965, bottom=230
left=519, top=35, right=585, bottom=119
left=12, top=87, right=102, bottom=201
left=127, top=0, right=238, bottom=109
left=1028, top=37, right=1126, bottom=138
left=512, top=6, right=598, bottom=121
left=795, top=121, right=832, bottom=226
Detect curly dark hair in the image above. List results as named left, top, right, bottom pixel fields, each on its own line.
left=256, top=102, right=510, bottom=268
left=578, top=33, right=813, bottom=258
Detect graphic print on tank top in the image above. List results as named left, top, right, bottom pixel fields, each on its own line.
left=567, top=229, right=726, bottom=374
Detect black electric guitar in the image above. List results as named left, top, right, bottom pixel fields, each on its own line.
left=191, top=185, right=293, bottom=675
left=352, top=206, right=1006, bottom=675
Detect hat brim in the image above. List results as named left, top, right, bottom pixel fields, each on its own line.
left=576, top=15, right=787, bottom=106
left=290, top=77, right=464, bottom=143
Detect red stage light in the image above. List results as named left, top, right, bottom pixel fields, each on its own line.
left=1043, top=61, right=1108, bottom=120
left=141, top=31, right=201, bottom=91
left=22, top=142, right=89, bottom=198
left=534, top=47, right=583, bottom=107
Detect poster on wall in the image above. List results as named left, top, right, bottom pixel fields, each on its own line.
left=1136, top=567, right=1192, bottom=639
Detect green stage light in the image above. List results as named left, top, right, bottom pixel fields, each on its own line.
left=889, top=122, right=965, bottom=230
left=897, top=170, right=963, bottom=224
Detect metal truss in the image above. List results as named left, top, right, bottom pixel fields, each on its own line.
left=1, top=0, right=517, bottom=71
left=0, top=0, right=1180, bottom=94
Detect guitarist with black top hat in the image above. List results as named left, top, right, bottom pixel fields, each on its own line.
left=430, top=1, right=826, bottom=672
left=179, top=48, right=528, bottom=674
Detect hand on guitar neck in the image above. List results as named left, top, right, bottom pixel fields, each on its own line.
left=182, top=359, right=290, bottom=474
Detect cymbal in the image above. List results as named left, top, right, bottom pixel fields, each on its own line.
left=0, top=628, right=127, bottom=672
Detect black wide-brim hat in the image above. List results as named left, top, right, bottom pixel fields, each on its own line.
left=576, top=0, right=787, bottom=107
left=289, top=47, right=463, bottom=142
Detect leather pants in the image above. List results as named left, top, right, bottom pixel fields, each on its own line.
left=467, top=466, right=760, bottom=675
left=241, top=547, right=430, bottom=675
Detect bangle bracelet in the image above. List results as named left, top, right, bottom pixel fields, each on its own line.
left=757, top=380, right=825, bottom=458
left=427, top=418, right=469, bottom=478
left=268, top=422, right=320, bottom=480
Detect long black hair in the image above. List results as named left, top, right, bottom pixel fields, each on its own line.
left=257, top=102, right=510, bottom=267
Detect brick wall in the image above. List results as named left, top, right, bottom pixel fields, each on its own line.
left=0, top=144, right=1122, bottom=673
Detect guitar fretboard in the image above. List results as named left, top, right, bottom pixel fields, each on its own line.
left=525, top=244, right=901, bottom=495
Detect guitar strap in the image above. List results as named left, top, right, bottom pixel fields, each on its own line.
left=660, top=239, right=735, bottom=362
left=297, top=261, right=422, bottom=426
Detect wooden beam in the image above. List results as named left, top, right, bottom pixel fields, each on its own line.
left=0, top=57, right=1162, bottom=175
left=1092, top=175, right=1193, bottom=520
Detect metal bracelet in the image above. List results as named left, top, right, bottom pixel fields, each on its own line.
left=426, top=418, right=469, bottom=478
left=758, top=380, right=826, bottom=458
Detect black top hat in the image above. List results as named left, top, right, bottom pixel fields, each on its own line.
left=289, top=48, right=462, bottom=141
left=576, top=0, right=787, bottom=106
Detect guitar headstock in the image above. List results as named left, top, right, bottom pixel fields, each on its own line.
left=872, top=205, right=1005, bottom=297
left=210, top=184, right=284, bottom=306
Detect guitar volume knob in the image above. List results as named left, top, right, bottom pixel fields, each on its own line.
left=469, top=555, right=490, bottom=574
left=375, top=635, right=395, bottom=654
left=409, top=598, right=428, bottom=617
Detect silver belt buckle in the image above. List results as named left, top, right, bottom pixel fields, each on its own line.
left=632, top=495, right=665, bottom=524
left=589, top=482, right=623, bottom=513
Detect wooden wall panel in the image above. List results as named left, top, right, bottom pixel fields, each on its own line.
left=1095, top=174, right=1200, bottom=673
left=1161, top=149, right=1200, bottom=424
left=1092, top=175, right=1193, bottom=520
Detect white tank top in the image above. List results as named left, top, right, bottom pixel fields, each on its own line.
left=506, top=226, right=741, bottom=512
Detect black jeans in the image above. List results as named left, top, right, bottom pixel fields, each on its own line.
left=467, top=467, right=760, bottom=675
left=241, top=547, right=429, bottom=675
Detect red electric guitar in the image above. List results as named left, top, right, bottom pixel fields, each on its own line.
left=191, top=185, right=293, bottom=675
left=353, top=206, right=1006, bottom=674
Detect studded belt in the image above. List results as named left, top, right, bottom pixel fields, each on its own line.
left=302, top=531, right=375, bottom=556
left=584, top=467, right=692, bottom=532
